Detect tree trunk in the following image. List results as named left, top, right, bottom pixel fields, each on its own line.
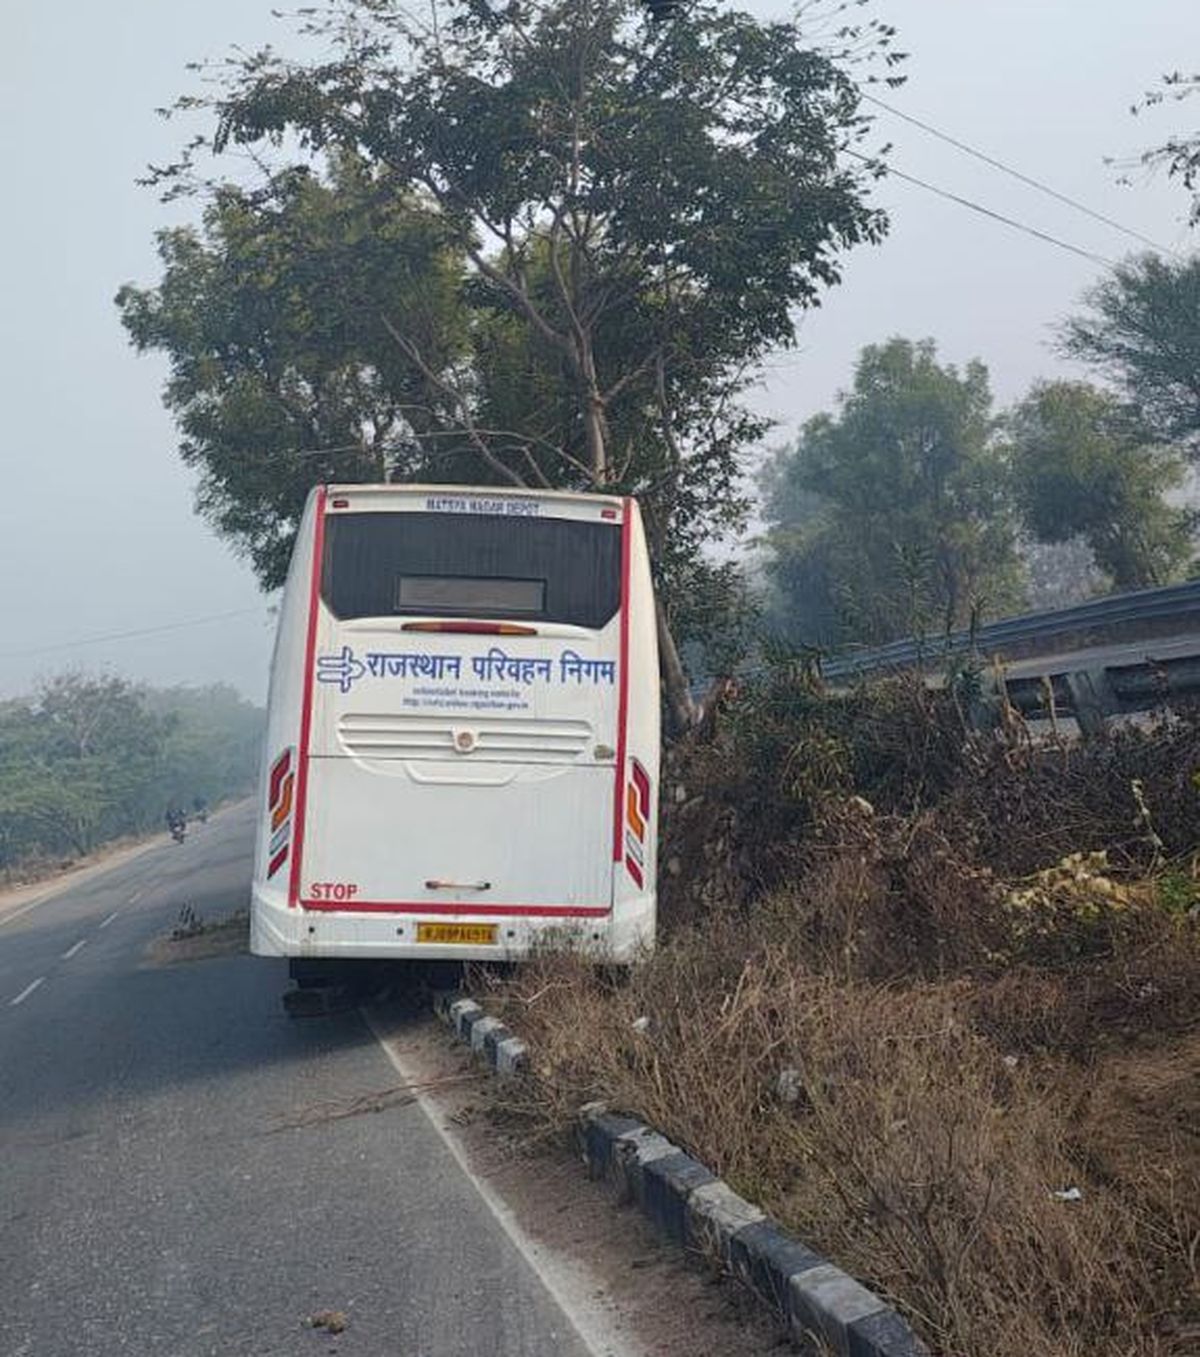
left=576, top=333, right=608, bottom=483
left=656, top=598, right=698, bottom=735
left=584, top=393, right=607, bottom=483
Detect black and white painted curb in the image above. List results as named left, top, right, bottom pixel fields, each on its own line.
left=434, top=991, right=929, bottom=1357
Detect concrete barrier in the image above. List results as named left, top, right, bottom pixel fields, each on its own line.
left=433, top=990, right=928, bottom=1357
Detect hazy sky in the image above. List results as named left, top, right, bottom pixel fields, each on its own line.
left=1, top=1, right=1195, bottom=702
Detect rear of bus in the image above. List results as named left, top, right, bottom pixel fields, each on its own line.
left=251, top=485, right=659, bottom=963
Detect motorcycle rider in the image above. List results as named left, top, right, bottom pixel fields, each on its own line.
left=165, top=802, right=186, bottom=840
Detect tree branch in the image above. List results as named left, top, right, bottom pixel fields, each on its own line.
left=380, top=312, right=528, bottom=488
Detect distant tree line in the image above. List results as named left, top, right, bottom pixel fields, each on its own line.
left=760, top=252, right=1200, bottom=648
left=0, top=675, right=263, bottom=874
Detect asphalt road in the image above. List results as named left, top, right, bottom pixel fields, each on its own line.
left=0, top=811, right=599, bottom=1357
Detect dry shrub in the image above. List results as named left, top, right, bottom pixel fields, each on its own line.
left=756, top=978, right=1157, bottom=1357
left=760, top=804, right=1008, bottom=981
left=1074, top=1033, right=1200, bottom=1339
left=660, top=678, right=1200, bottom=936
left=973, top=918, right=1200, bottom=1058
left=475, top=671, right=1200, bottom=1356
left=946, top=714, right=1200, bottom=879
left=485, top=937, right=1197, bottom=1357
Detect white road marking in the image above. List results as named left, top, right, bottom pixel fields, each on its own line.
left=10, top=978, right=45, bottom=1007
left=128, top=889, right=144, bottom=904
left=99, top=911, right=120, bottom=930
left=0, top=827, right=177, bottom=929
left=61, top=938, right=88, bottom=960
left=365, top=1012, right=644, bottom=1357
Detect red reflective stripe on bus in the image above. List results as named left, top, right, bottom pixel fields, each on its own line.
left=299, top=900, right=611, bottom=917
left=267, top=747, right=291, bottom=805
left=288, top=486, right=327, bottom=908
left=631, top=758, right=651, bottom=808
left=612, top=497, right=632, bottom=862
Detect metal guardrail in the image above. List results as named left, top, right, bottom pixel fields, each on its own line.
left=821, top=579, right=1200, bottom=681
left=999, top=653, right=1200, bottom=734
left=687, top=579, right=1200, bottom=733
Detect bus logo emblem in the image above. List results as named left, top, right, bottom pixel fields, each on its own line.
left=317, top=645, right=367, bottom=694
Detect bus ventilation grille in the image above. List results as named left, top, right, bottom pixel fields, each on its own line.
left=336, top=713, right=594, bottom=764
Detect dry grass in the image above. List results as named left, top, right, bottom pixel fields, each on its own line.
left=484, top=938, right=1198, bottom=1356
left=476, top=675, right=1200, bottom=1357
left=143, top=907, right=250, bottom=966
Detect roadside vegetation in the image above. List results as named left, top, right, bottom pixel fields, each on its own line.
left=758, top=324, right=1200, bottom=652
left=0, top=674, right=263, bottom=880
left=481, top=674, right=1200, bottom=1357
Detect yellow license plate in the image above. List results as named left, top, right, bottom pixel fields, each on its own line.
left=416, top=922, right=498, bottom=946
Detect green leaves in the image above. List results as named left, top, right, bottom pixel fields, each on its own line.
left=761, top=338, right=1024, bottom=648
left=763, top=338, right=1197, bottom=654
left=1059, top=254, right=1200, bottom=453
left=1006, top=381, right=1192, bottom=591
left=0, top=678, right=263, bottom=870
left=118, top=159, right=469, bottom=588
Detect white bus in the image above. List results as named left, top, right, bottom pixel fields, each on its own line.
left=251, top=484, right=660, bottom=968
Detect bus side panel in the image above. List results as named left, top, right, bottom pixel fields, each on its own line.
left=250, top=491, right=321, bottom=956
left=611, top=504, right=660, bottom=959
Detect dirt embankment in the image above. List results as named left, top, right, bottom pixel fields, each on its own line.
left=480, top=675, right=1200, bottom=1357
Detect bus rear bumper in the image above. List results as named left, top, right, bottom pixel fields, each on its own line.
left=250, top=888, right=655, bottom=963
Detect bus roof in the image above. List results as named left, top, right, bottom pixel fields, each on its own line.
left=321, top=483, right=626, bottom=512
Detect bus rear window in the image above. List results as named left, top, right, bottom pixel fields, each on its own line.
left=322, top=512, right=621, bottom=629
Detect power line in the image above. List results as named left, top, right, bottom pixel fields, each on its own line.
left=863, top=92, right=1176, bottom=257
left=847, top=149, right=1118, bottom=268
left=0, top=607, right=267, bottom=661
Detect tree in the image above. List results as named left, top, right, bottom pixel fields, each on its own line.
left=1133, top=72, right=1200, bottom=225
left=1006, top=381, right=1192, bottom=591
left=146, top=683, right=268, bottom=808
left=1060, top=254, right=1200, bottom=452
left=761, top=338, right=1024, bottom=647
left=0, top=676, right=263, bottom=872
left=119, top=159, right=470, bottom=589
left=122, top=0, right=898, bottom=728
left=754, top=473, right=867, bottom=648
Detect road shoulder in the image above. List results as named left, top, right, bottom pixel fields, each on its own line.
left=369, top=1010, right=781, bottom=1357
